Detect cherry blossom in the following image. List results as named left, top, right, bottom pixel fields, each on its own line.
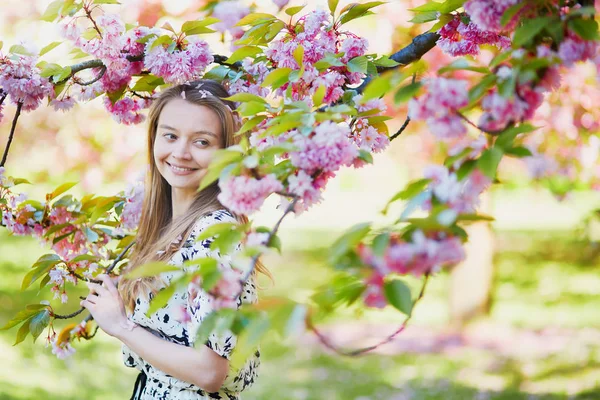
left=218, top=174, right=283, bottom=215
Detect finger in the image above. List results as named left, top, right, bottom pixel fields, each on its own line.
left=86, top=293, right=99, bottom=304
left=80, top=299, right=95, bottom=309
left=98, top=274, right=119, bottom=296
left=87, top=282, right=109, bottom=297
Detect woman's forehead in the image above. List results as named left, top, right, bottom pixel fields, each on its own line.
left=158, top=98, right=221, bottom=133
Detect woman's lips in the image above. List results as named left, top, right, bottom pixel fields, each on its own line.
left=166, top=161, right=198, bottom=175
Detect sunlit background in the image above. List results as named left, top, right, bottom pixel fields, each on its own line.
left=1, top=0, right=599, bottom=399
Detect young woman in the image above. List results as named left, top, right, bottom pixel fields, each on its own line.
left=79, top=80, right=266, bottom=399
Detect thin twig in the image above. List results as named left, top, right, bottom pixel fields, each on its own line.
left=1, top=102, right=23, bottom=167
left=307, top=273, right=430, bottom=357
left=390, top=116, right=411, bottom=141
left=83, top=2, right=103, bottom=39
left=52, top=242, right=135, bottom=321
left=455, top=111, right=503, bottom=136
left=238, top=198, right=298, bottom=291
left=77, top=66, right=106, bottom=86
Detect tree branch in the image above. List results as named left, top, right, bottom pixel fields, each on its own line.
left=1, top=102, right=23, bottom=167
left=307, top=273, right=430, bottom=356
left=390, top=115, right=411, bottom=141
left=355, top=32, right=440, bottom=94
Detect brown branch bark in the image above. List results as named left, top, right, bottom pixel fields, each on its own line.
left=1, top=102, right=23, bottom=167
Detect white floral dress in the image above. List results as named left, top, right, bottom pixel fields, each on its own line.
left=122, top=210, right=260, bottom=400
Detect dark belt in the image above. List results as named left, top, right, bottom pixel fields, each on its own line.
left=130, top=370, right=148, bottom=400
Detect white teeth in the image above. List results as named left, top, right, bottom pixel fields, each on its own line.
left=169, top=164, right=194, bottom=172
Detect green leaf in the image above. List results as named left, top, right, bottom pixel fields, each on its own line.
left=223, top=93, right=267, bottom=104
left=40, top=41, right=62, bottom=56
left=199, top=150, right=243, bottom=191
left=439, top=0, right=466, bottom=14
left=196, top=222, right=237, bottom=241
left=29, top=310, right=50, bottom=343
left=494, top=123, right=538, bottom=149
left=10, top=44, right=33, bottom=56
left=1, top=307, right=45, bottom=331
left=384, top=279, right=412, bottom=315
left=372, top=56, right=400, bottom=68
left=504, top=146, right=532, bottom=158
left=362, top=75, right=392, bottom=101
left=568, top=18, right=600, bottom=41
left=328, top=0, right=339, bottom=15
left=382, top=178, right=430, bottom=215
left=40, top=0, right=64, bottom=22
left=236, top=13, right=276, bottom=27
left=131, top=75, right=164, bottom=92
left=182, top=19, right=218, bottom=35
left=124, top=262, right=180, bottom=280
left=394, top=82, right=422, bottom=104
left=94, top=0, right=121, bottom=4
left=149, top=34, right=172, bottom=50
left=285, top=5, right=305, bottom=16
left=357, top=149, right=373, bottom=164
left=22, top=261, right=61, bottom=291
left=339, top=2, right=385, bottom=25
left=210, top=229, right=243, bottom=254
left=512, top=17, right=553, bottom=47
left=226, top=45, right=262, bottom=64
left=14, top=320, right=32, bottom=346
left=347, top=55, right=368, bottom=73
left=500, top=2, right=526, bottom=27
left=456, top=213, right=495, bottom=222
left=146, top=284, right=177, bottom=317
left=329, top=222, right=371, bottom=264
left=238, top=115, right=267, bottom=134
left=261, top=67, right=292, bottom=89
left=293, top=45, right=304, bottom=67
left=477, top=147, right=504, bottom=179
left=195, top=311, right=219, bottom=344
left=456, top=159, right=477, bottom=181
left=312, top=85, right=327, bottom=108
left=409, top=11, right=439, bottom=24
left=83, top=227, right=100, bottom=243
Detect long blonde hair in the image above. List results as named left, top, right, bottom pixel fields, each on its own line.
left=119, top=80, right=270, bottom=313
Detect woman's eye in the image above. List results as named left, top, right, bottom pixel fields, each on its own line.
left=195, top=139, right=210, bottom=146
left=163, top=133, right=177, bottom=140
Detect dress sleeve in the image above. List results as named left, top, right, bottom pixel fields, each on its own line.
left=181, top=210, right=258, bottom=360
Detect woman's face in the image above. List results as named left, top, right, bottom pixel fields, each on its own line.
left=153, top=98, right=223, bottom=198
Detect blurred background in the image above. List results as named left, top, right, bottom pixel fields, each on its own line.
left=1, top=0, right=599, bottom=399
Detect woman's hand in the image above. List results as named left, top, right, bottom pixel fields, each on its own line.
left=80, top=274, right=130, bottom=339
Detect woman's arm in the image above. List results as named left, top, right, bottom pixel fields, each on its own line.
left=81, top=275, right=229, bottom=393
left=116, top=324, right=229, bottom=393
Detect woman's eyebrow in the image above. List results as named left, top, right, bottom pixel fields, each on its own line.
left=158, top=124, right=218, bottom=138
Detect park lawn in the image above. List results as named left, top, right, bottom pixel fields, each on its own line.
left=0, top=229, right=598, bottom=400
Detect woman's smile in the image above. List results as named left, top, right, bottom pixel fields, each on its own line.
left=165, top=161, right=199, bottom=175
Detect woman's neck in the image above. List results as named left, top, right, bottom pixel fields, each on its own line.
left=171, top=188, right=195, bottom=219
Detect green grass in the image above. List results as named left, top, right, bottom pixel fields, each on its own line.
left=0, top=229, right=599, bottom=399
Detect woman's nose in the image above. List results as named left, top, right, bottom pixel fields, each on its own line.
left=172, top=141, right=192, bottom=159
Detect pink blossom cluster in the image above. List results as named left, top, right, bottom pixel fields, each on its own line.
left=285, top=170, right=335, bottom=213
left=464, top=0, right=521, bottom=32
left=144, top=37, right=214, bottom=84
left=423, top=165, right=491, bottom=214
left=103, top=96, right=149, bottom=125
left=437, top=18, right=511, bottom=57
left=359, top=231, right=466, bottom=308
left=558, top=33, right=598, bottom=67
left=49, top=333, right=76, bottom=359
left=228, top=59, right=270, bottom=97
left=70, top=14, right=129, bottom=73
left=408, top=78, right=469, bottom=140
left=289, top=121, right=358, bottom=173
left=188, top=265, right=243, bottom=310
left=351, top=95, right=390, bottom=153
left=0, top=53, right=53, bottom=111
left=218, top=173, right=283, bottom=215
left=264, top=10, right=368, bottom=104
left=212, top=0, right=249, bottom=41
left=1, top=192, right=44, bottom=237
left=119, top=178, right=145, bottom=231
left=478, top=83, right=544, bottom=132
